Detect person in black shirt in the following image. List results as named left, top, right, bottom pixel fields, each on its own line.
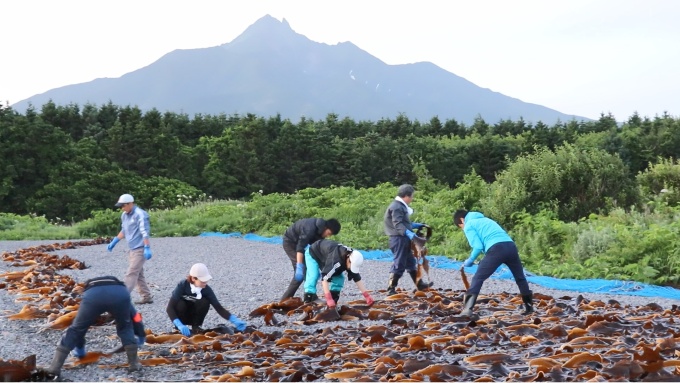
left=303, top=239, right=374, bottom=307
left=166, top=263, right=247, bottom=335
left=280, top=218, right=341, bottom=300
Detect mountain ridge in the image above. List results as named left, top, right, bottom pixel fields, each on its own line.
left=11, top=14, right=589, bottom=124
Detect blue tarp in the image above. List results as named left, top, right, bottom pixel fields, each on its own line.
left=200, top=231, right=680, bottom=300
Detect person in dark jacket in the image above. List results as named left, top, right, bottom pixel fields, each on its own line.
left=383, top=184, right=432, bottom=295
left=45, top=276, right=146, bottom=378
left=303, top=239, right=374, bottom=307
left=453, top=209, right=534, bottom=318
left=167, top=263, right=247, bottom=335
left=280, top=217, right=341, bottom=301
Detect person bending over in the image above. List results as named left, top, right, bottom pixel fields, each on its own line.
left=167, top=263, right=247, bottom=335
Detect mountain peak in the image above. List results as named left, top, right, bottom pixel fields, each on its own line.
left=226, top=15, right=295, bottom=46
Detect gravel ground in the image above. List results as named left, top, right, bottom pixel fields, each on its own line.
left=1, top=236, right=680, bottom=382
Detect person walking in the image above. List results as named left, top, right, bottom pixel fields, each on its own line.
left=453, top=209, right=534, bottom=318
left=167, top=263, right=247, bottom=335
left=383, top=184, right=432, bottom=295
left=45, top=276, right=146, bottom=378
left=107, top=193, right=154, bottom=304
left=303, top=239, right=374, bottom=307
left=280, top=217, right=341, bottom=301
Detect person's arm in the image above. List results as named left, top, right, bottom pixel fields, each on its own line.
left=166, top=296, right=180, bottom=321
left=391, top=207, right=408, bottom=236
left=205, top=289, right=232, bottom=320
left=463, top=227, right=484, bottom=265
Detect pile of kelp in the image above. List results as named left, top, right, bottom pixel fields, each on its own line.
left=2, top=241, right=680, bottom=382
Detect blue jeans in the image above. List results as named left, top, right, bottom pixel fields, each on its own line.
left=59, top=284, right=137, bottom=350
left=304, top=249, right=345, bottom=293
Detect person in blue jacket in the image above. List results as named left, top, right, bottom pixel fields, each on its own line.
left=453, top=209, right=534, bottom=317
left=383, top=184, right=432, bottom=295
left=45, top=276, right=146, bottom=378
left=166, top=263, right=247, bottom=335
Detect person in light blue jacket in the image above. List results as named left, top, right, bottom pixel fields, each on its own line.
left=453, top=209, right=533, bottom=317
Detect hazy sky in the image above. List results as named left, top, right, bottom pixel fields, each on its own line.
left=3, top=0, right=679, bottom=121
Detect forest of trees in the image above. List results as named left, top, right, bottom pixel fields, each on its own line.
left=1, top=100, right=680, bottom=224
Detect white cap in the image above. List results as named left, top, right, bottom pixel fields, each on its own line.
left=115, top=194, right=134, bottom=207
left=190, top=263, right=212, bottom=282
left=349, top=250, right=364, bottom=274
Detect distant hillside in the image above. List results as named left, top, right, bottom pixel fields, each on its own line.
left=11, top=15, right=589, bottom=124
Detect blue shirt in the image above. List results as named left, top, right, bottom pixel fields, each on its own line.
left=463, top=212, right=513, bottom=261
left=120, top=205, right=151, bottom=250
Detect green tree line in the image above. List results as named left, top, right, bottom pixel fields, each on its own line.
left=2, top=101, right=679, bottom=223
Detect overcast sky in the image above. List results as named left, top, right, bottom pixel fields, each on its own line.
left=3, top=0, right=679, bottom=121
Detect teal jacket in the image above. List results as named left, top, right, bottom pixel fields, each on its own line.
left=463, top=212, right=513, bottom=263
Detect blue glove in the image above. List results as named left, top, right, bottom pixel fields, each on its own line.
left=405, top=230, right=416, bottom=240
left=72, top=346, right=86, bottom=359
left=229, top=314, right=247, bottom=332
left=464, top=258, right=475, bottom=268
left=294, top=263, right=305, bottom=282
left=173, top=318, right=190, bottom=336
left=412, top=222, right=425, bottom=229
left=143, top=246, right=152, bottom=260
left=107, top=237, right=120, bottom=252
left=137, top=336, right=146, bottom=346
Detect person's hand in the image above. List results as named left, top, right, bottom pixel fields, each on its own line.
left=229, top=314, right=247, bottom=332
left=362, top=291, right=374, bottom=306
left=143, top=246, right=152, bottom=260
left=294, top=263, right=305, bottom=282
left=137, top=336, right=146, bottom=346
left=72, top=346, right=86, bottom=359
left=405, top=230, right=416, bottom=240
left=173, top=318, right=190, bottom=336
left=107, top=237, right=120, bottom=252
left=324, top=291, right=336, bottom=308
left=464, top=258, right=475, bottom=268
left=412, top=222, right=425, bottom=229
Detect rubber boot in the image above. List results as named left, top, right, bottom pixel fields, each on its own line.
left=124, top=344, right=142, bottom=372
left=521, top=294, right=534, bottom=315
left=46, top=345, right=70, bottom=377
left=408, top=270, right=433, bottom=291
left=387, top=273, right=400, bottom=296
left=303, top=292, right=317, bottom=304
left=460, top=294, right=478, bottom=318
left=330, top=290, right=341, bottom=306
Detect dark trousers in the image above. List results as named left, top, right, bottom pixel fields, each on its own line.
left=281, top=239, right=302, bottom=300
left=388, top=235, right=416, bottom=276
left=59, top=284, right=136, bottom=350
left=467, top=241, right=532, bottom=295
left=173, top=298, right=211, bottom=327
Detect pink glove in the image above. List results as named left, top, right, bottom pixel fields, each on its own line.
left=324, top=291, right=336, bottom=308
left=362, top=291, right=374, bottom=306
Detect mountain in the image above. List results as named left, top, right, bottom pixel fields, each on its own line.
left=10, top=15, right=589, bottom=124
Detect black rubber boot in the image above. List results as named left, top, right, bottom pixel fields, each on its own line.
left=387, top=273, right=400, bottom=296
left=124, top=344, right=142, bottom=372
left=303, top=292, right=317, bottom=304
left=46, top=345, right=70, bottom=377
left=408, top=270, right=432, bottom=291
left=522, top=293, right=534, bottom=315
left=460, top=294, right=478, bottom=318
left=330, top=290, right=341, bottom=306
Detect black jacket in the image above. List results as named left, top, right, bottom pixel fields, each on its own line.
left=166, top=280, right=231, bottom=321
left=384, top=200, right=412, bottom=236
left=309, top=239, right=361, bottom=282
left=283, top=218, right=328, bottom=253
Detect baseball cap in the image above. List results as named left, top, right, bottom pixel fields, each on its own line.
left=115, top=194, right=135, bottom=207
left=349, top=250, right=364, bottom=274
left=189, top=263, right=212, bottom=282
